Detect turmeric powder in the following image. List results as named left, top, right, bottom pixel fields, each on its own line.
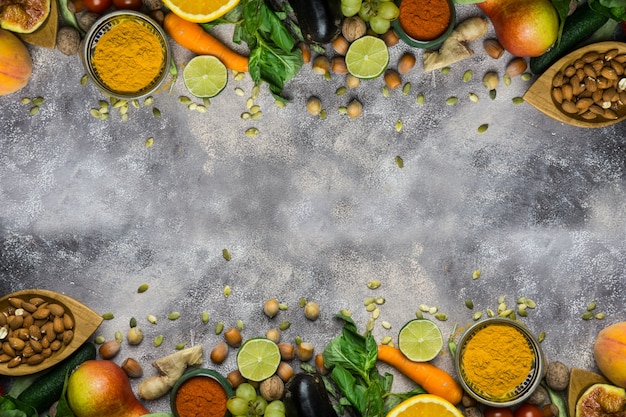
left=92, top=20, right=164, bottom=93
left=461, top=324, right=534, bottom=398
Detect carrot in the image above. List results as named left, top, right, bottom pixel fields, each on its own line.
left=163, top=13, right=249, bottom=73
left=377, top=344, right=463, bottom=405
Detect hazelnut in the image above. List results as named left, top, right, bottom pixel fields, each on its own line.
left=276, top=361, right=294, bottom=382
left=224, top=327, right=242, bottom=348
left=505, top=57, right=528, bottom=78
left=483, top=38, right=505, bottom=59
left=263, top=298, right=280, bottom=318
left=98, top=339, right=121, bottom=359
left=126, top=327, right=144, bottom=345
left=210, top=342, right=229, bottom=364
left=121, top=357, right=144, bottom=378
left=304, top=301, right=320, bottom=321
left=296, top=341, right=315, bottom=361
left=278, top=342, right=295, bottom=360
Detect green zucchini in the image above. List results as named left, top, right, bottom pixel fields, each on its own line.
left=17, top=342, right=96, bottom=413
left=529, top=3, right=609, bottom=74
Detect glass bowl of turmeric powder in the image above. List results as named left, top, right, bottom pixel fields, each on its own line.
left=392, top=0, right=456, bottom=49
left=170, top=368, right=234, bottom=417
left=81, top=10, right=171, bottom=100
left=454, top=318, right=547, bottom=408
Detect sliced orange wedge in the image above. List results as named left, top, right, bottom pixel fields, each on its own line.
left=386, top=394, right=464, bottom=417
left=162, top=0, right=240, bottom=23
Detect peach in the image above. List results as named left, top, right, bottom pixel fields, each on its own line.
left=594, top=321, right=626, bottom=388
left=0, top=28, right=32, bottom=96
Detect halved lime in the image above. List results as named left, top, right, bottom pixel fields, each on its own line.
left=345, top=35, right=390, bottom=79
left=236, top=338, right=281, bottom=382
left=182, top=55, right=228, bottom=98
left=398, top=319, right=443, bottom=362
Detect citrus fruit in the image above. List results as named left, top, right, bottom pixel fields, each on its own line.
left=236, top=338, right=281, bottom=382
left=162, top=0, right=240, bottom=23
left=397, top=319, right=443, bottom=362
left=0, top=0, right=51, bottom=33
left=183, top=55, right=228, bottom=98
left=386, top=394, right=463, bottom=417
left=345, top=35, right=389, bottom=79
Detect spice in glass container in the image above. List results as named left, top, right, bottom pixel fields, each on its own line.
left=461, top=324, right=534, bottom=398
left=92, top=20, right=163, bottom=93
left=398, top=0, right=451, bottom=41
left=174, top=375, right=228, bottom=417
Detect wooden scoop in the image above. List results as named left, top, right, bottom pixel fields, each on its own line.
left=523, top=41, right=626, bottom=129
left=17, top=0, right=59, bottom=49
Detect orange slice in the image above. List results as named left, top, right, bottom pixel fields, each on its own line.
left=386, top=394, right=463, bottom=417
left=162, top=0, right=240, bottom=23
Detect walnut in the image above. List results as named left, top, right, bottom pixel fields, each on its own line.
left=527, top=385, right=548, bottom=406
left=341, top=16, right=367, bottom=43
left=56, top=26, right=80, bottom=56
left=78, top=11, right=100, bottom=32
left=142, top=0, right=164, bottom=10
left=546, top=361, right=570, bottom=391
left=463, top=406, right=483, bottom=417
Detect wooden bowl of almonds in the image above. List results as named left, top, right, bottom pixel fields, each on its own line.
left=0, top=289, right=103, bottom=376
left=524, top=41, right=626, bottom=128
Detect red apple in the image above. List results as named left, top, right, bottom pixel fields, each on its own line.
left=67, top=360, right=150, bottom=417
left=478, top=0, right=559, bottom=57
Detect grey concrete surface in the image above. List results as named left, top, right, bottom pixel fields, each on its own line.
left=1, top=5, right=626, bottom=414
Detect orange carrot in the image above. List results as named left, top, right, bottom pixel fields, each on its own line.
left=163, top=13, right=249, bottom=73
left=377, top=345, right=463, bottom=405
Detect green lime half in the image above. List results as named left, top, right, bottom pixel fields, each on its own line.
left=182, top=55, right=228, bottom=98
left=236, top=338, right=281, bottom=382
left=345, top=35, right=390, bottom=79
left=398, top=319, right=443, bottom=362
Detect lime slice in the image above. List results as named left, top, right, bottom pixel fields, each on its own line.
left=398, top=319, right=443, bottom=362
left=345, top=35, right=390, bottom=79
left=236, top=338, right=281, bottom=382
left=182, top=55, right=228, bottom=98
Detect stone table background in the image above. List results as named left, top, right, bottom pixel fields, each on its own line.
left=1, top=5, right=626, bottom=414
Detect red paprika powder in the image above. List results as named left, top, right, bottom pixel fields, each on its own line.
left=398, top=0, right=451, bottom=41
left=174, top=375, right=228, bottom=417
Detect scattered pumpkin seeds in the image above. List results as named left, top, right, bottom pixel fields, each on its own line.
left=367, top=280, right=381, bottom=289
left=415, top=310, right=424, bottom=319
left=381, top=335, right=393, bottom=345
left=29, top=106, right=39, bottom=116
left=595, top=313, right=605, bottom=320
left=80, top=74, right=89, bottom=85
left=168, top=312, right=181, bottom=321
left=512, top=97, right=525, bottom=104
left=445, top=96, right=459, bottom=106
left=477, top=123, right=489, bottom=134
left=94, top=335, right=106, bottom=344
left=152, top=108, right=161, bottom=118
left=145, top=138, right=154, bottom=147
left=340, top=309, right=352, bottom=317
left=521, top=72, right=532, bottom=81
left=335, top=87, right=347, bottom=96
left=234, top=87, right=245, bottom=96
left=489, top=89, right=497, bottom=100
left=381, top=321, right=392, bottom=329
left=202, top=311, right=210, bottom=324
left=245, top=127, right=260, bottom=137
left=381, top=86, right=390, bottom=98
left=215, top=321, right=224, bottom=334
left=175, top=343, right=185, bottom=350
left=416, top=93, right=425, bottom=105
left=526, top=299, right=536, bottom=309
left=223, top=285, right=231, bottom=297
left=338, top=106, right=348, bottom=114
left=102, top=312, right=115, bottom=320
left=418, top=304, right=430, bottom=312
left=131, top=99, right=140, bottom=109
left=366, top=318, right=375, bottom=332
left=143, top=96, right=154, bottom=106
left=587, top=301, right=597, bottom=311
left=129, top=317, right=137, bottom=328
left=441, top=66, right=451, bottom=74
left=468, top=93, right=479, bottom=103
left=279, top=321, right=291, bottom=331
left=375, top=297, right=385, bottom=305
left=154, top=334, right=164, bottom=347
left=395, top=119, right=403, bottom=132
left=21, top=97, right=31, bottom=104
left=147, top=314, right=157, bottom=324
left=503, top=74, right=512, bottom=86
left=486, top=308, right=495, bottom=317
left=233, top=71, right=245, bottom=81
left=364, top=297, right=375, bottom=306
left=279, top=303, right=288, bottom=311
left=395, top=156, right=404, bottom=168
left=462, top=70, right=473, bottom=82
left=178, top=96, right=192, bottom=105
left=222, top=248, right=231, bottom=261
left=203, top=98, right=211, bottom=106
left=465, top=299, right=474, bottom=309
left=32, top=97, right=44, bottom=106
left=237, top=319, right=244, bottom=331
left=115, top=330, right=123, bottom=342
left=435, top=313, right=448, bottom=321
left=372, top=308, right=380, bottom=319
left=472, top=269, right=481, bottom=279
left=402, top=82, right=411, bottom=95
left=365, top=303, right=377, bottom=312
left=472, top=311, right=483, bottom=321
left=537, top=331, right=546, bottom=342
left=428, top=306, right=438, bottom=314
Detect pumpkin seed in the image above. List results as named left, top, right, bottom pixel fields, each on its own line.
left=537, top=331, right=546, bottom=342
left=29, top=106, right=39, bottom=116
left=335, top=87, right=347, bottom=96
left=381, top=336, right=393, bottom=345
left=245, top=127, right=259, bottom=137
left=115, top=330, right=123, bottom=342
left=366, top=318, right=375, bottom=332
left=472, top=269, right=481, bottom=279
left=435, top=313, right=448, bottom=321
left=395, top=120, right=403, bottom=132
left=251, top=111, right=263, bottom=120
left=168, top=312, right=180, bottom=321
left=465, top=299, right=474, bottom=309
left=223, top=285, right=231, bottom=297
left=503, top=74, right=512, bottom=86
left=395, top=156, right=404, bottom=168
left=489, top=89, right=497, bottom=100
left=338, top=106, right=348, bottom=114
left=203, top=98, right=211, bottom=106
left=582, top=311, right=594, bottom=320
left=112, top=99, right=127, bottom=108
left=152, top=108, right=161, bottom=118
left=469, top=93, right=479, bottom=103
left=129, top=317, right=137, bottom=328
left=234, top=71, right=245, bottom=81
left=462, top=70, right=473, bottom=82
left=381, top=321, right=392, bottom=330
left=147, top=314, right=157, bottom=324
left=381, top=86, right=390, bottom=97
left=202, top=311, right=210, bottom=324
left=340, top=309, right=352, bottom=317
left=472, top=311, right=483, bottom=321
left=498, top=295, right=505, bottom=304
left=595, top=313, right=605, bottom=320
left=251, top=85, right=260, bottom=99
left=367, top=280, right=381, bottom=289
left=145, top=138, right=154, bottom=147
left=279, top=321, right=291, bottom=331
left=215, top=321, right=224, bottom=334
left=320, top=109, right=327, bottom=120
left=587, top=301, right=597, bottom=311
left=241, top=112, right=251, bottom=120
left=80, top=74, right=89, bottom=85
left=366, top=303, right=376, bottom=312
left=178, top=96, right=192, bottom=104
left=102, top=312, right=115, bottom=320
left=418, top=304, right=430, bottom=312
left=445, top=96, right=458, bottom=106
left=375, top=298, right=385, bottom=305
left=415, top=310, right=424, bottom=319
left=429, top=306, right=438, bottom=314
left=416, top=93, right=425, bottom=105
left=143, top=96, right=154, bottom=106
left=234, top=87, right=245, bottom=96
left=372, top=308, right=380, bottom=319
left=441, top=66, right=451, bottom=74
left=279, top=303, right=288, bottom=311
left=246, top=97, right=254, bottom=108
left=21, top=97, right=31, bottom=104
left=477, top=124, right=489, bottom=133
left=153, top=335, right=163, bottom=347
left=486, top=308, right=495, bottom=317
left=175, top=343, right=185, bottom=350
left=521, top=72, right=532, bottom=81
left=402, top=82, right=411, bottom=95
left=222, top=248, right=231, bottom=261
left=498, top=302, right=507, bottom=313
left=364, top=297, right=375, bottom=306
left=32, top=97, right=45, bottom=106
left=131, top=99, right=140, bottom=109
left=512, top=97, right=525, bottom=104
left=196, top=105, right=207, bottom=113
left=94, top=336, right=106, bottom=344
left=518, top=308, right=528, bottom=317
left=237, top=319, right=244, bottom=331
left=525, top=299, right=536, bottom=308
left=299, top=297, right=307, bottom=308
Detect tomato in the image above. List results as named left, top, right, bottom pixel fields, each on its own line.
left=112, top=0, right=142, bottom=10
left=484, top=406, right=514, bottom=417
left=514, top=404, right=543, bottom=417
left=83, top=0, right=112, bottom=13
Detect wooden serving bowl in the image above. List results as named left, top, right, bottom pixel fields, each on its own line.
left=0, top=289, right=103, bottom=376
left=567, top=368, right=609, bottom=417
left=523, top=41, right=626, bottom=128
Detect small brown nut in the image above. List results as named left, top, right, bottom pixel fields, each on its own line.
left=545, top=361, right=569, bottom=391
left=526, top=384, right=548, bottom=406
left=98, top=339, right=121, bottom=359
left=263, top=298, right=280, bottom=318
left=311, top=55, right=330, bottom=75
left=210, top=342, right=229, bottom=364
left=142, top=0, right=164, bottom=10
left=332, top=35, right=349, bottom=56
left=7, top=356, right=22, bottom=368
left=32, top=307, right=50, bottom=320
left=227, top=369, right=245, bottom=389
left=483, top=72, right=499, bottom=90
left=126, top=327, right=144, bottom=345
left=315, top=352, right=328, bottom=375
left=26, top=354, right=45, bottom=366
left=463, top=406, right=483, bottom=417
left=483, top=38, right=504, bottom=59
left=259, top=375, right=284, bottom=401
left=121, top=357, right=144, bottom=378
left=505, top=57, right=527, bottom=78
left=224, top=327, right=242, bottom=347
left=561, top=100, right=578, bottom=114
left=304, top=301, right=320, bottom=321
left=275, top=361, right=294, bottom=382
left=331, top=56, right=348, bottom=75
left=296, top=341, right=315, bottom=361
left=398, top=53, right=416, bottom=75
left=380, top=28, right=399, bottom=47
left=346, top=99, right=362, bottom=119
left=342, top=16, right=367, bottom=42
left=78, top=11, right=100, bottom=32
left=57, top=26, right=81, bottom=56
left=384, top=69, right=401, bottom=90
left=47, top=304, right=65, bottom=317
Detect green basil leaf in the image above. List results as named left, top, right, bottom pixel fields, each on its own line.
left=550, top=0, right=571, bottom=44
left=0, top=396, right=37, bottom=417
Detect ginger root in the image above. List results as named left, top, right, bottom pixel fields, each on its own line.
left=423, top=17, right=489, bottom=72
left=137, top=344, right=203, bottom=400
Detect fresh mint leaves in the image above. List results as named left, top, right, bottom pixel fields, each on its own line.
left=588, top=0, right=626, bottom=22
left=322, top=315, right=425, bottom=417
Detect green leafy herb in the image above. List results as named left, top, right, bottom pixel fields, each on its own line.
left=202, top=0, right=303, bottom=98
left=0, top=395, right=38, bottom=417
left=550, top=0, right=571, bottom=43
left=588, top=0, right=626, bottom=21
left=322, top=315, right=426, bottom=417
left=51, top=372, right=75, bottom=417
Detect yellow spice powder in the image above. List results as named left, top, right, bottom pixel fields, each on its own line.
left=92, top=20, right=163, bottom=93
left=461, top=324, right=534, bottom=398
